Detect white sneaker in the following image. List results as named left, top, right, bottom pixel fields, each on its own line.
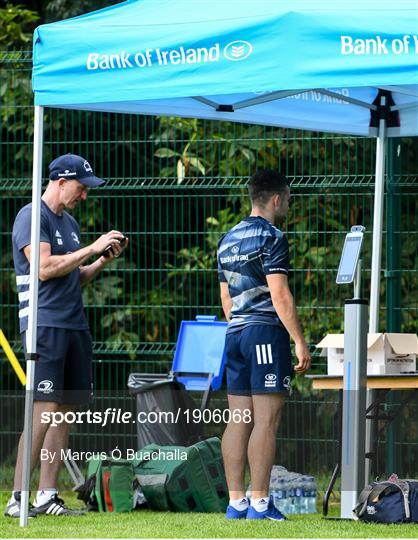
left=4, top=492, right=37, bottom=518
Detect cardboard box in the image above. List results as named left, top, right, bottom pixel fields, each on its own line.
left=316, top=333, right=418, bottom=376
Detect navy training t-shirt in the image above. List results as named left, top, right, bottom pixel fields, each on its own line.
left=217, top=216, right=290, bottom=332
left=12, top=200, right=89, bottom=333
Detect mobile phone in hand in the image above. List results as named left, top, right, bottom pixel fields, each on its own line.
left=102, top=236, right=127, bottom=258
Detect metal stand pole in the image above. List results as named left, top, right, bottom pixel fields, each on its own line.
left=20, top=105, right=44, bottom=527
left=340, top=298, right=368, bottom=519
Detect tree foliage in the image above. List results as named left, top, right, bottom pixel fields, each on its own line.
left=0, top=3, right=39, bottom=49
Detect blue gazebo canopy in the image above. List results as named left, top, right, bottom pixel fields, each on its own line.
left=32, top=0, right=418, bottom=136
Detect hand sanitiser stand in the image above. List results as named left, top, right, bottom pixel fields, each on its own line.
left=336, top=226, right=368, bottom=519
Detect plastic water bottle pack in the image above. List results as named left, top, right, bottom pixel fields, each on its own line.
left=268, top=465, right=317, bottom=515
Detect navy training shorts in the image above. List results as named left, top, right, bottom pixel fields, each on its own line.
left=224, top=324, right=293, bottom=395
left=22, top=326, right=93, bottom=405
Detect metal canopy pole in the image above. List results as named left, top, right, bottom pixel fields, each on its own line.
left=369, top=96, right=387, bottom=333
left=365, top=96, right=387, bottom=483
left=20, top=105, right=44, bottom=527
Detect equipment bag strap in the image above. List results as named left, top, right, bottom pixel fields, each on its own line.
left=355, top=482, right=393, bottom=518
left=368, top=481, right=410, bottom=521
left=354, top=485, right=373, bottom=519
left=355, top=481, right=410, bottom=520
left=102, top=470, right=114, bottom=512
left=396, top=480, right=411, bottom=520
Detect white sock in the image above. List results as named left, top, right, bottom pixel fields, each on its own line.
left=251, top=497, right=269, bottom=512
left=229, top=497, right=249, bottom=511
left=8, top=491, right=22, bottom=505
left=34, top=488, right=58, bottom=507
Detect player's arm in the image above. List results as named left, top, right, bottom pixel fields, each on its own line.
left=266, top=273, right=311, bottom=373
left=79, top=237, right=128, bottom=285
left=23, top=231, right=124, bottom=282
left=220, top=282, right=233, bottom=322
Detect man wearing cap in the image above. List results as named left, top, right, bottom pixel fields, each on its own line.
left=5, top=154, right=127, bottom=518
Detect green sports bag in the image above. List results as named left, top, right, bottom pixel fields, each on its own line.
left=134, top=437, right=228, bottom=512
left=77, top=456, right=135, bottom=513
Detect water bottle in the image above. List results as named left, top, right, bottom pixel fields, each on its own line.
left=282, top=479, right=290, bottom=514
left=304, top=476, right=313, bottom=514
left=273, top=479, right=288, bottom=514
left=306, top=476, right=317, bottom=513
left=294, top=478, right=303, bottom=514
left=269, top=475, right=277, bottom=502
left=287, top=479, right=296, bottom=514
left=296, top=476, right=305, bottom=514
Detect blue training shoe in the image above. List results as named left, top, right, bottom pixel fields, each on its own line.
left=226, top=498, right=249, bottom=519
left=247, top=496, right=287, bottom=521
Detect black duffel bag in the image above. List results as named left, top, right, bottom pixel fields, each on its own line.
left=354, top=474, right=418, bottom=523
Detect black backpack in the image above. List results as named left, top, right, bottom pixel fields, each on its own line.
left=354, top=475, right=418, bottom=523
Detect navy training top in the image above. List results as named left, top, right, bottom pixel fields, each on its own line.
left=12, top=200, right=89, bottom=333
left=217, top=216, right=290, bottom=332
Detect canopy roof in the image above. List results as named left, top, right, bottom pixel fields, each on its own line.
left=32, top=0, right=418, bottom=135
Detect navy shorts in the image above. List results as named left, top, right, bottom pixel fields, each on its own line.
left=224, top=324, right=293, bottom=395
left=22, top=327, right=93, bottom=405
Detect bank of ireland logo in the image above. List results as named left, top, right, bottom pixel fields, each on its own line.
left=231, top=245, right=239, bottom=254
left=265, top=373, right=277, bottom=388
left=37, top=380, right=54, bottom=394
left=223, top=40, right=253, bottom=61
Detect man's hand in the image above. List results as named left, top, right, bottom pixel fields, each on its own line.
left=294, top=341, right=311, bottom=374
left=79, top=233, right=128, bottom=284
left=100, top=236, right=129, bottom=263
left=90, top=230, right=125, bottom=258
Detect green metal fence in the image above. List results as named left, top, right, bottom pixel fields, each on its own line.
left=1, top=52, right=417, bottom=487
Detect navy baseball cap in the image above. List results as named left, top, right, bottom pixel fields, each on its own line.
left=48, top=153, right=104, bottom=187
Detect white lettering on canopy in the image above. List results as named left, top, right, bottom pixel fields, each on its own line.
left=288, top=89, right=351, bottom=105
left=87, top=51, right=133, bottom=70
left=86, top=43, right=228, bottom=71
left=341, top=35, right=418, bottom=55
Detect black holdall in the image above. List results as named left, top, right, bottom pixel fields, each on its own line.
left=354, top=474, right=418, bottom=523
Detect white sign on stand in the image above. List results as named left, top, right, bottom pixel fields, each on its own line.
left=336, top=226, right=364, bottom=285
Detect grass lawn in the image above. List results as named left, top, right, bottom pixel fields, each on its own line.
left=1, top=491, right=418, bottom=538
